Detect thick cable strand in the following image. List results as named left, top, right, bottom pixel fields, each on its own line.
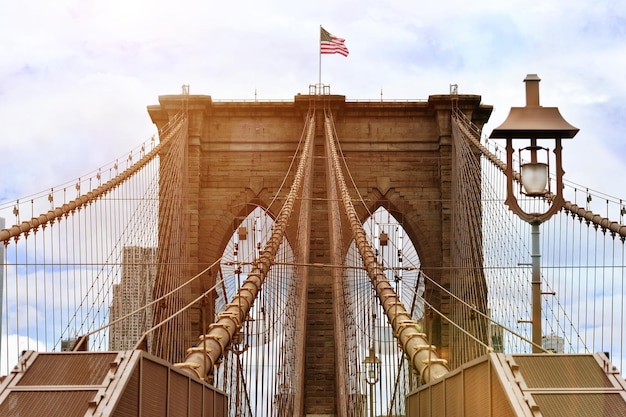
left=324, top=110, right=449, bottom=383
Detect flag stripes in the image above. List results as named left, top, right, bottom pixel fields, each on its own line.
left=320, top=27, right=349, bottom=57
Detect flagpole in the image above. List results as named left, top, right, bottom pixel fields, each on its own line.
left=318, top=25, right=322, bottom=86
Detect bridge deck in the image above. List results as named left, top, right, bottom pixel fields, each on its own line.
left=407, top=352, right=626, bottom=416
left=0, top=350, right=227, bottom=417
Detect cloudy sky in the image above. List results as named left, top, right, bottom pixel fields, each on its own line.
left=1, top=0, right=625, bottom=205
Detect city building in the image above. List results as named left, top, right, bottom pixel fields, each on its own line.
left=109, top=246, right=157, bottom=351
left=542, top=333, right=565, bottom=353
left=60, top=336, right=88, bottom=351
left=489, top=310, right=504, bottom=353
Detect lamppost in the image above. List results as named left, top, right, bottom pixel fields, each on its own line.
left=489, top=74, right=578, bottom=353
left=362, top=346, right=381, bottom=417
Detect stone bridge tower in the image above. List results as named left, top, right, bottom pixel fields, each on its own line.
left=148, top=89, right=492, bottom=416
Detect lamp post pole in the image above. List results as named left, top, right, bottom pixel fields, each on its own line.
left=368, top=381, right=374, bottom=417
left=531, top=221, right=542, bottom=353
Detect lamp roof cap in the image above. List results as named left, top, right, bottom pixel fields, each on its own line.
left=489, top=74, right=579, bottom=139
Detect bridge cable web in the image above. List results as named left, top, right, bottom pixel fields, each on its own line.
left=449, top=111, right=497, bottom=368
left=212, top=206, right=302, bottom=417
left=0, top=109, right=187, bottom=371
left=340, top=206, right=431, bottom=416
left=453, top=109, right=626, bottom=374
left=146, top=106, right=193, bottom=363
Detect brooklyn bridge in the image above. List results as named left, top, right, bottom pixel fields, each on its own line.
left=0, top=76, right=625, bottom=416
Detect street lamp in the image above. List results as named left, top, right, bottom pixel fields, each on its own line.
left=489, top=74, right=578, bottom=353
left=362, top=346, right=381, bottom=417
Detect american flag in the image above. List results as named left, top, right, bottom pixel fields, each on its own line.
left=320, top=27, right=349, bottom=57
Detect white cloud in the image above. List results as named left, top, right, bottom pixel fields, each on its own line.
left=1, top=334, right=49, bottom=376
left=0, top=1, right=623, bottom=220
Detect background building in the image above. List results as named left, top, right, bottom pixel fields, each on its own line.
left=542, top=333, right=565, bottom=353
left=109, top=246, right=157, bottom=350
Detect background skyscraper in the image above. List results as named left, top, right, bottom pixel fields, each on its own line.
left=109, top=246, right=157, bottom=351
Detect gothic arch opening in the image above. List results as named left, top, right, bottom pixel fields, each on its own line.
left=214, top=206, right=300, bottom=415
left=341, top=206, right=425, bottom=414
